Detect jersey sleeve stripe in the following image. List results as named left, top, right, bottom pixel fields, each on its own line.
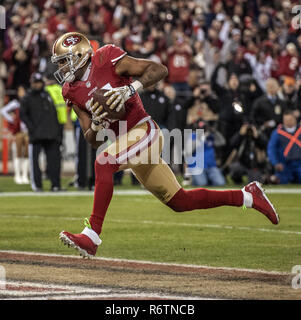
left=111, top=52, right=127, bottom=65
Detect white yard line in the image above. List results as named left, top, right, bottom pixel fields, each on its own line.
left=0, top=280, right=206, bottom=300
left=0, top=250, right=290, bottom=275
left=1, top=188, right=301, bottom=197
left=5, top=294, right=207, bottom=300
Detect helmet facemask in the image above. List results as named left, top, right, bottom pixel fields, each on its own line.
left=51, top=48, right=91, bottom=84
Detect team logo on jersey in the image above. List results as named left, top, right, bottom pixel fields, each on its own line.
left=62, top=35, right=81, bottom=47
left=86, top=81, right=91, bottom=88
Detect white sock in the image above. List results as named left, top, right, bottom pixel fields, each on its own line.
left=242, top=188, right=253, bottom=208
left=21, top=158, right=29, bottom=182
left=14, top=157, right=22, bottom=180
left=81, top=227, right=102, bottom=246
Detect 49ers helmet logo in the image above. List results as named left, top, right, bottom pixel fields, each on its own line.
left=62, top=35, right=81, bottom=47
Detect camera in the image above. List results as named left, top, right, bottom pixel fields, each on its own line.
left=191, top=119, right=216, bottom=132
left=246, top=125, right=253, bottom=135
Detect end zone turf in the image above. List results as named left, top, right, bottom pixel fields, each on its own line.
left=0, top=250, right=297, bottom=300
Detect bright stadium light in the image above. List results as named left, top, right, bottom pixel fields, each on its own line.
left=232, top=101, right=244, bottom=113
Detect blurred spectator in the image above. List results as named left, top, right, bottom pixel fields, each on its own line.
left=0, top=55, right=7, bottom=105
left=278, top=76, right=301, bottom=120
left=139, top=82, right=171, bottom=169
left=226, top=123, right=269, bottom=184
left=164, top=85, right=192, bottom=131
left=1, top=85, right=29, bottom=184
left=220, top=28, right=243, bottom=63
left=166, top=35, right=192, bottom=94
left=139, top=83, right=170, bottom=129
left=251, top=77, right=288, bottom=137
left=211, top=68, right=247, bottom=160
left=20, top=73, right=62, bottom=192
left=272, top=43, right=300, bottom=79
left=225, top=46, right=253, bottom=78
left=244, top=50, right=274, bottom=92
left=267, top=111, right=301, bottom=184
left=44, top=72, right=67, bottom=146
left=238, top=74, right=263, bottom=120
left=165, top=84, right=194, bottom=173
left=257, top=12, right=271, bottom=42
left=10, top=41, right=32, bottom=89
left=73, top=118, right=96, bottom=190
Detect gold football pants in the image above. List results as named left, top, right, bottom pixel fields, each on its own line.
left=100, top=117, right=181, bottom=203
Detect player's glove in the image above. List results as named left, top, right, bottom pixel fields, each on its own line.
left=91, top=114, right=110, bottom=132
left=86, top=97, right=109, bottom=131
left=90, top=98, right=108, bottom=119
left=103, top=80, right=143, bottom=112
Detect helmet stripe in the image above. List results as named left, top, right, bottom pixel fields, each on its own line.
left=52, top=39, right=58, bottom=54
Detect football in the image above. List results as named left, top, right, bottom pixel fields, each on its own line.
left=92, top=88, right=126, bottom=120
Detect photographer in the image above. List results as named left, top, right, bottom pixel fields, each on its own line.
left=186, top=81, right=225, bottom=164
left=187, top=81, right=220, bottom=125
left=226, top=123, right=269, bottom=184
left=184, top=119, right=226, bottom=187
left=195, top=81, right=221, bottom=114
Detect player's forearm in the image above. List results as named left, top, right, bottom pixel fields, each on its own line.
left=84, top=128, right=102, bottom=149
left=138, top=62, right=168, bottom=89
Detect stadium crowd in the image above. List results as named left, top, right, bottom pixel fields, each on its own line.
left=1, top=0, right=301, bottom=189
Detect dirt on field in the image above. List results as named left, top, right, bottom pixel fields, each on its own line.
left=0, top=251, right=300, bottom=300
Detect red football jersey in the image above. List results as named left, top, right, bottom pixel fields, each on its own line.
left=273, top=53, right=300, bottom=78
left=62, top=44, right=149, bottom=134
left=8, top=109, right=21, bottom=135
left=167, top=47, right=191, bottom=83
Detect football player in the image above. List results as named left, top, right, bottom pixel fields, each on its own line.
left=51, top=32, right=279, bottom=258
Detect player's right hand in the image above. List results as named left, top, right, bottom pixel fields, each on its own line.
left=104, top=85, right=134, bottom=112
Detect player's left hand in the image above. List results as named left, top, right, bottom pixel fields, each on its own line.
left=88, top=98, right=108, bottom=119
left=104, top=85, right=135, bottom=112
left=91, top=113, right=110, bottom=132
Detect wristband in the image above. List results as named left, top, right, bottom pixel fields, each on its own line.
left=131, top=80, right=143, bottom=92
left=128, top=84, right=136, bottom=97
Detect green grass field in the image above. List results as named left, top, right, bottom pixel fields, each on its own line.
left=0, top=176, right=301, bottom=272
